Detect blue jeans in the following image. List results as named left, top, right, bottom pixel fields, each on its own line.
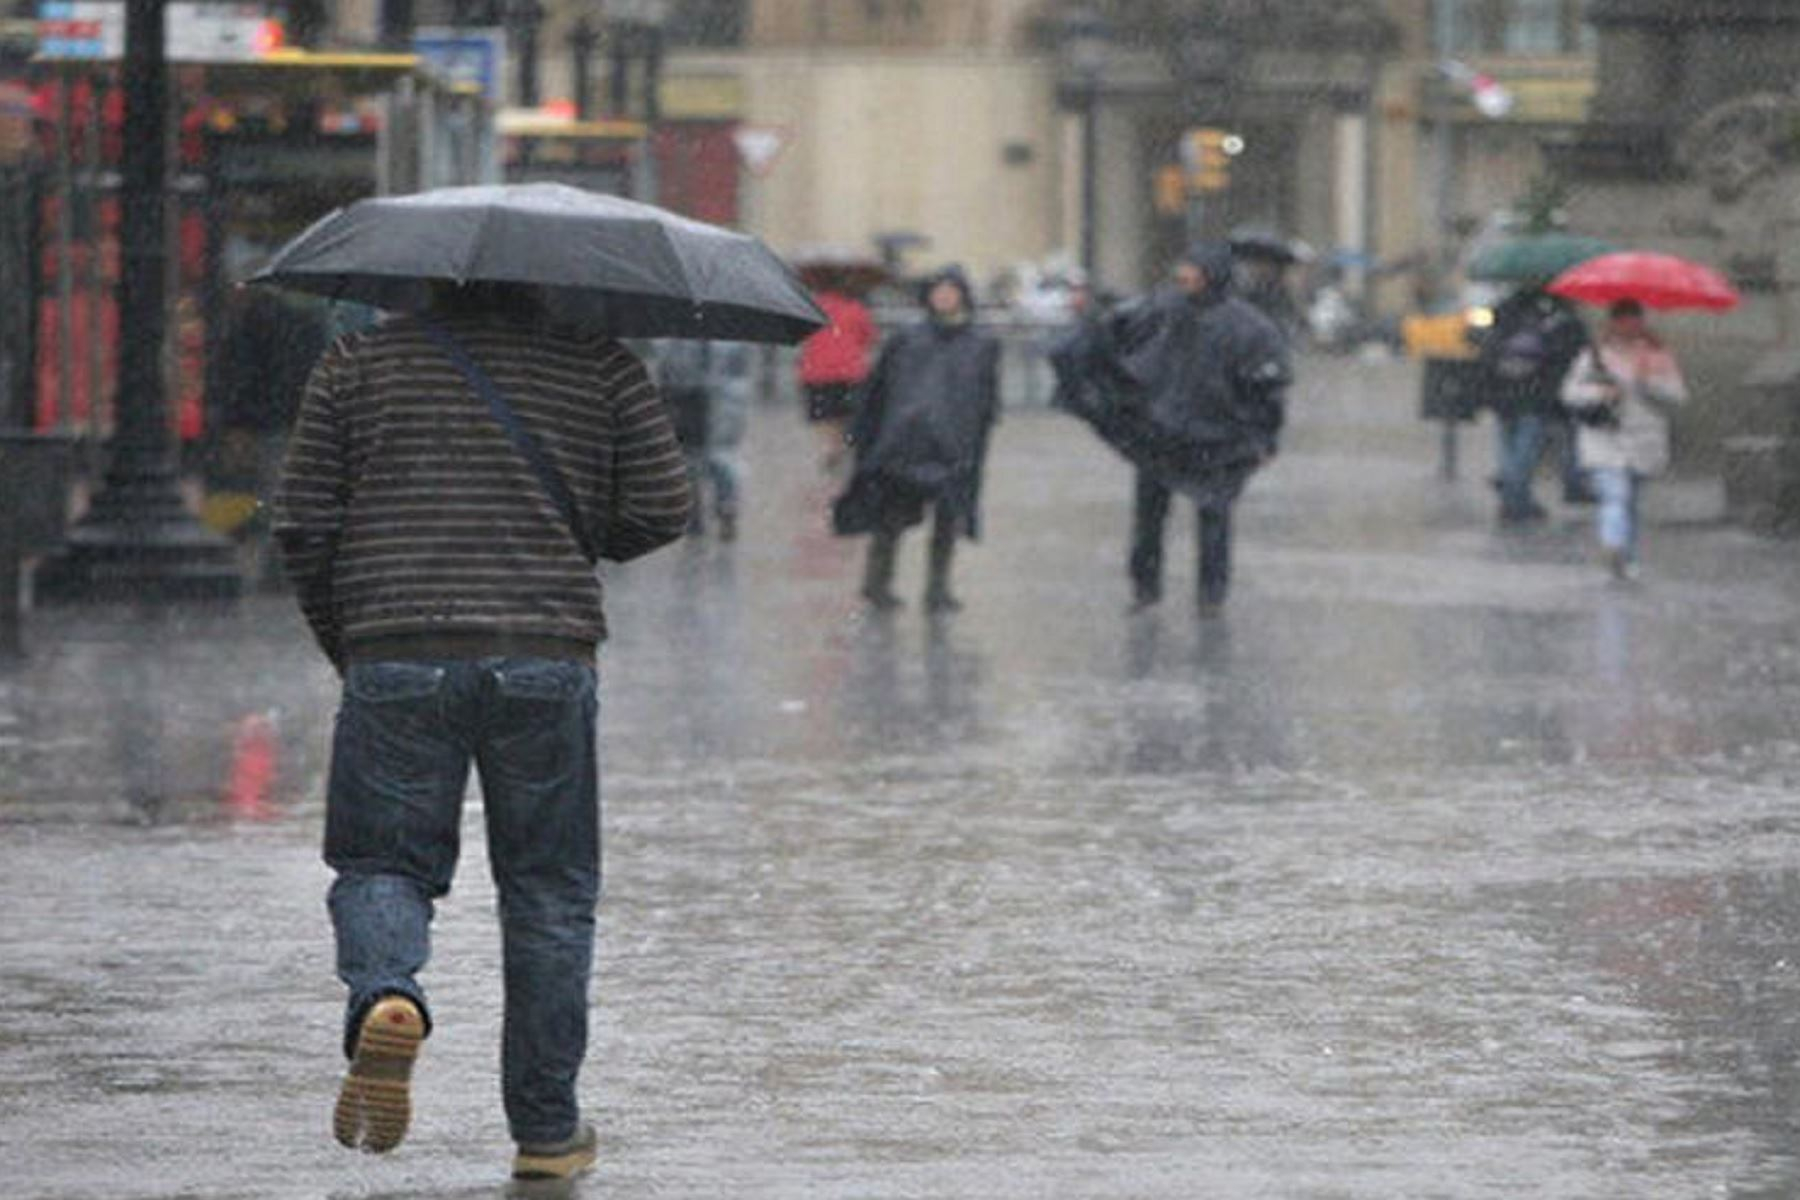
left=324, top=657, right=600, bottom=1145
left=683, top=449, right=742, bottom=527
left=1498, top=413, right=1590, bottom=518
left=1591, top=466, right=1640, bottom=560
left=1496, top=412, right=1547, bottom=520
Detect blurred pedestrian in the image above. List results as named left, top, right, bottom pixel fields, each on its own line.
left=1124, top=243, right=1289, bottom=616
left=1479, top=286, right=1591, bottom=524
left=658, top=339, right=756, bottom=540
left=798, top=283, right=879, bottom=474
left=832, top=266, right=1000, bottom=612
left=207, top=287, right=329, bottom=585
left=1560, top=299, right=1687, bottom=581
left=274, top=281, right=690, bottom=1181
left=1236, top=255, right=1302, bottom=345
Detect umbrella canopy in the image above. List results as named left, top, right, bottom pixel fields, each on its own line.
left=1547, top=251, right=1740, bottom=312
left=789, top=244, right=889, bottom=294
left=1466, top=233, right=1616, bottom=284
left=249, top=183, right=826, bottom=344
left=1228, top=227, right=1303, bottom=266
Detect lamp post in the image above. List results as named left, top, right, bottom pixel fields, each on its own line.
left=1057, top=7, right=1111, bottom=280
left=607, top=0, right=669, bottom=205
left=507, top=0, right=545, bottom=108
left=38, top=0, right=239, bottom=601
left=568, top=16, right=599, bottom=119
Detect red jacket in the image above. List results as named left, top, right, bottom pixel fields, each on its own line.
left=799, top=291, right=877, bottom=386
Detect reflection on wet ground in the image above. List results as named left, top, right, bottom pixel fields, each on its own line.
left=7, top=360, right=1800, bottom=1197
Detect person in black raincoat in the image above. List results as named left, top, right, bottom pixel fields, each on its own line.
left=1235, top=255, right=1302, bottom=346
left=1056, top=243, right=1289, bottom=614
left=832, top=266, right=1000, bottom=612
left=1478, top=285, right=1593, bottom=523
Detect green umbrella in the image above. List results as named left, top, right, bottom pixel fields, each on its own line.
left=1467, top=233, right=1617, bottom=284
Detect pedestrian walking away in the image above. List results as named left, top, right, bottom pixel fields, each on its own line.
left=657, top=338, right=756, bottom=541
left=274, top=281, right=691, bottom=1181
left=1560, top=298, right=1687, bottom=581
left=1478, top=285, right=1592, bottom=524
left=799, top=285, right=880, bottom=475
left=1112, top=243, right=1289, bottom=615
left=832, top=265, right=1001, bottom=613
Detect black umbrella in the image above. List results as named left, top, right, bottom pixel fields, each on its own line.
left=1228, top=227, right=1302, bottom=266
left=248, top=183, right=826, bottom=344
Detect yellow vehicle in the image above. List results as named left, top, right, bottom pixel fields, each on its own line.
left=1401, top=309, right=1482, bottom=361
left=1402, top=305, right=1496, bottom=478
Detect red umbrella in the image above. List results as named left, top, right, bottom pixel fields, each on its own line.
left=1547, top=251, right=1740, bottom=312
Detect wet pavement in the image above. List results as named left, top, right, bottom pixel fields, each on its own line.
left=7, top=357, right=1800, bottom=1198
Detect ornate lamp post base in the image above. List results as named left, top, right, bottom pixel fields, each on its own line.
left=36, top=461, right=241, bottom=601
left=34, top=0, right=242, bottom=603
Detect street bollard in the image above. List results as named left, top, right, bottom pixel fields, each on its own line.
left=0, top=432, right=78, bottom=660
left=1, top=496, right=17, bottom=661
left=1419, top=358, right=1480, bottom=483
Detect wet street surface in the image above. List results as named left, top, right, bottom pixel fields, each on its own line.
left=9, top=358, right=1800, bottom=1198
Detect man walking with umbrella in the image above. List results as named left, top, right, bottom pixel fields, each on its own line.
left=277, top=281, right=691, bottom=1181
left=261, top=184, right=822, bottom=1182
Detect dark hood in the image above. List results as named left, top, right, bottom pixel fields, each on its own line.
left=918, top=264, right=976, bottom=315
left=1181, top=242, right=1237, bottom=302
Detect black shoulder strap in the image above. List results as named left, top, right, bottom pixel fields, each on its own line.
left=421, top=319, right=597, bottom=562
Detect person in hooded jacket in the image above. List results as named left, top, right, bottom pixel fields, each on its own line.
left=656, top=338, right=756, bottom=540
left=1124, top=243, right=1290, bottom=615
left=832, top=266, right=1001, bottom=612
left=1478, top=286, right=1592, bottom=523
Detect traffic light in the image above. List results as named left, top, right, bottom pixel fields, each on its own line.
left=1153, top=164, right=1187, bottom=216
left=1181, top=127, right=1243, bottom=194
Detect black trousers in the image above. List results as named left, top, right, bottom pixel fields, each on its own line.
left=864, top=501, right=958, bottom=600
left=1130, top=471, right=1233, bottom=605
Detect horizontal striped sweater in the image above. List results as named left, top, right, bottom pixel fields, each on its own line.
left=274, top=312, right=691, bottom=665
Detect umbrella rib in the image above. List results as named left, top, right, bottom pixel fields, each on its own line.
left=460, top=199, right=508, bottom=285
left=653, top=221, right=705, bottom=320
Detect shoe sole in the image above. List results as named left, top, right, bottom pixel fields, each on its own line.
left=334, top=996, right=425, bottom=1154
left=512, top=1143, right=598, bottom=1181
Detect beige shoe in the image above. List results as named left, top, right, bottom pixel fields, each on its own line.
left=333, top=995, right=426, bottom=1154
left=513, top=1122, right=598, bottom=1181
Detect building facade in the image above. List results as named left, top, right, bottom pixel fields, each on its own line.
left=312, top=2, right=1605, bottom=309
left=1549, top=0, right=1800, bottom=515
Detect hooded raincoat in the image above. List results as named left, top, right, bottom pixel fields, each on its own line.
left=832, top=269, right=1001, bottom=538
left=1054, top=243, right=1289, bottom=507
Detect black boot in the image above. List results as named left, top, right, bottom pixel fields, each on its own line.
left=923, top=510, right=961, bottom=613
left=862, top=531, right=902, bottom=610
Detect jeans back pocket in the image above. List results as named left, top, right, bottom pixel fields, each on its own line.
left=347, top=662, right=449, bottom=704
left=491, top=660, right=595, bottom=704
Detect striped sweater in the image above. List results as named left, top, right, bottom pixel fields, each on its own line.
left=274, top=311, right=691, bottom=666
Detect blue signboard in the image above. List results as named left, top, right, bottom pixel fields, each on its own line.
left=414, top=27, right=507, bottom=101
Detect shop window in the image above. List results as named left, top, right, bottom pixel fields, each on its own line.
left=665, top=0, right=745, bottom=47
left=1435, top=0, right=1592, bottom=55
left=1505, top=0, right=1563, bottom=53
